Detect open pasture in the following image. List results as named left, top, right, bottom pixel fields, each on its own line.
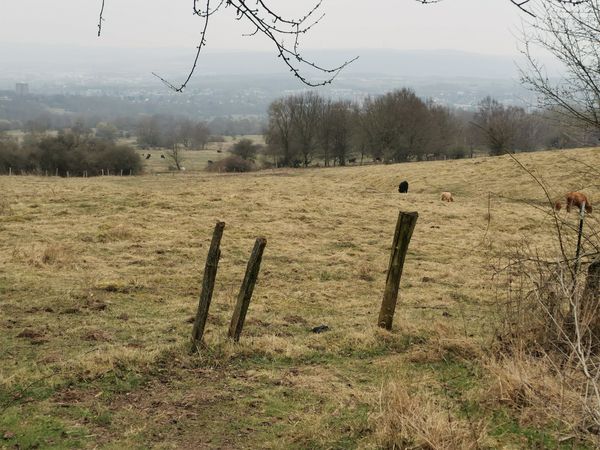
left=0, top=148, right=598, bottom=448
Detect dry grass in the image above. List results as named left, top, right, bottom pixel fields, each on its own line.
left=374, top=381, right=488, bottom=450
left=484, top=354, right=590, bottom=431
left=0, top=147, right=598, bottom=448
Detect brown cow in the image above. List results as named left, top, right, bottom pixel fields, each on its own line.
left=555, top=192, right=592, bottom=213
left=441, top=192, right=454, bottom=202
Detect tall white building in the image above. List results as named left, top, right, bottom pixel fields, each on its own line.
left=15, top=83, right=29, bottom=96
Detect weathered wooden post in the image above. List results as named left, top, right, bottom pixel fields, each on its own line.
left=228, top=237, right=267, bottom=342
left=191, top=221, right=225, bottom=351
left=378, top=211, right=418, bottom=330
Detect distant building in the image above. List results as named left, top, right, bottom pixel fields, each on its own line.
left=15, top=83, right=29, bottom=96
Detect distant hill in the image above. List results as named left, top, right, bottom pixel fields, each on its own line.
left=1, top=44, right=525, bottom=79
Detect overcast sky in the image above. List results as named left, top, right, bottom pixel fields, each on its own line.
left=0, top=1, right=525, bottom=55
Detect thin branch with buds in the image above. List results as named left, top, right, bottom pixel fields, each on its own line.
left=95, top=0, right=590, bottom=90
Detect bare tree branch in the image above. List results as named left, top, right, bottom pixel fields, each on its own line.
left=95, top=0, right=590, bottom=90
left=97, top=0, right=105, bottom=37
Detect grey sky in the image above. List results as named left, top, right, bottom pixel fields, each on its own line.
left=0, top=1, right=524, bottom=55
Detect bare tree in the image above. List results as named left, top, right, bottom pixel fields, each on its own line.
left=290, top=92, right=324, bottom=167
left=163, top=127, right=185, bottom=170
left=362, top=88, right=432, bottom=162
left=521, top=0, right=600, bottom=133
left=328, top=100, right=354, bottom=166
left=265, top=97, right=297, bottom=167
left=472, top=96, right=529, bottom=156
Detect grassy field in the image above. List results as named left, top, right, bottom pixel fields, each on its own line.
left=0, top=148, right=598, bottom=449
left=131, top=135, right=265, bottom=173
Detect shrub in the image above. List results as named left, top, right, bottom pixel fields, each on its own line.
left=206, top=155, right=255, bottom=173
left=230, top=138, right=261, bottom=160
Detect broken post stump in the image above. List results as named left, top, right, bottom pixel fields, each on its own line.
left=191, top=221, right=225, bottom=351
left=378, top=211, right=418, bottom=330
left=228, top=237, right=267, bottom=342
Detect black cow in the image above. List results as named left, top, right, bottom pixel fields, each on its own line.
left=145, top=154, right=151, bottom=160
left=398, top=181, right=409, bottom=193
left=160, top=154, right=165, bottom=159
left=348, top=157, right=357, bottom=164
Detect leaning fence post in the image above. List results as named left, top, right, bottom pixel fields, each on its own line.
left=191, top=221, right=225, bottom=351
left=228, top=237, right=267, bottom=342
left=378, top=211, right=418, bottom=330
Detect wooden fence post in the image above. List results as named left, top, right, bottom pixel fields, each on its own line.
left=228, top=237, right=267, bottom=342
left=191, top=221, right=225, bottom=351
left=378, top=211, right=418, bottom=330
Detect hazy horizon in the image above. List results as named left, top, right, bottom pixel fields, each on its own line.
left=1, top=1, right=526, bottom=54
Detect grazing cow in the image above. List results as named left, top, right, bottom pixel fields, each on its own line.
left=374, top=157, right=382, bottom=163
left=441, top=192, right=454, bottom=202
left=348, top=157, right=357, bottom=164
left=555, top=191, right=593, bottom=213
left=145, top=154, right=151, bottom=160
left=207, top=160, right=214, bottom=164
left=160, top=154, right=165, bottom=159
left=398, top=180, right=409, bottom=193
left=217, top=149, right=222, bottom=153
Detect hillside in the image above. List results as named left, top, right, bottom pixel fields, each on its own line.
left=0, top=148, right=599, bottom=448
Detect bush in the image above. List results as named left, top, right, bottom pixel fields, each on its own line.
left=230, top=138, right=261, bottom=160
left=205, top=155, right=255, bottom=173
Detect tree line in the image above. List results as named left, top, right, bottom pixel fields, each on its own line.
left=0, top=131, right=142, bottom=176
left=263, top=90, right=592, bottom=168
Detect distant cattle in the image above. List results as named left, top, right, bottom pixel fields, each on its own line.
left=398, top=181, right=409, bottom=193
left=374, top=157, right=382, bottom=163
left=145, top=154, right=151, bottom=160
left=441, top=192, right=454, bottom=202
left=348, top=157, right=357, bottom=164
left=217, top=149, right=222, bottom=153
left=555, top=191, right=592, bottom=213
left=207, top=160, right=214, bottom=164
left=160, top=154, right=165, bottom=159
